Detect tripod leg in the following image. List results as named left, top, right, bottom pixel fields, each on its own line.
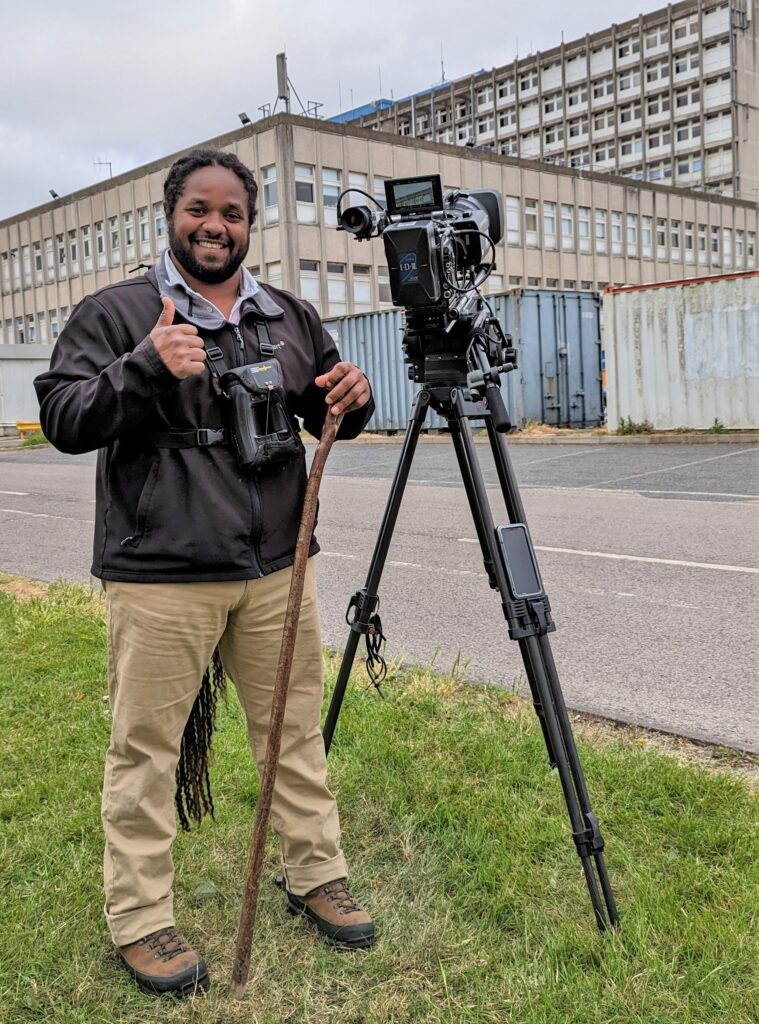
left=322, top=389, right=431, bottom=754
left=449, top=404, right=616, bottom=931
left=486, top=418, right=619, bottom=926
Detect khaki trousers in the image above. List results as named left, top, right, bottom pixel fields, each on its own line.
left=101, top=560, right=347, bottom=946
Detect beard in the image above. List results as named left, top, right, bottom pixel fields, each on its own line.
left=168, top=223, right=250, bottom=284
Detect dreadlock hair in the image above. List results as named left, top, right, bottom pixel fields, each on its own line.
left=163, top=148, right=258, bottom=226
left=175, top=646, right=228, bottom=831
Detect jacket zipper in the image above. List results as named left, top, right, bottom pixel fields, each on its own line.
left=232, top=324, right=245, bottom=367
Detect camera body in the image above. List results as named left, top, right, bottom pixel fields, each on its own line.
left=338, top=174, right=503, bottom=313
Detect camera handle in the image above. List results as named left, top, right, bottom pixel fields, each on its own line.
left=322, top=361, right=619, bottom=936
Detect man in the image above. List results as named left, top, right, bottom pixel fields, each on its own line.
left=34, top=148, right=375, bottom=998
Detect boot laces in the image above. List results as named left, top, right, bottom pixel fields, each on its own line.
left=141, top=927, right=189, bottom=961
left=322, top=880, right=362, bottom=916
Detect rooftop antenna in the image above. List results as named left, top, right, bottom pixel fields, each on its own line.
left=440, top=43, right=446, bottom=83
left=272, top=51, right=323, bottom=119
left=378, top=65, right=382, bottom=96
left=93, top=159, right=113, bottom=179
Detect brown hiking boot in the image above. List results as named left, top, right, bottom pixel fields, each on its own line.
left=118, top=927, right=209, bottom=997
left=285, top=878, right=375, bottom=950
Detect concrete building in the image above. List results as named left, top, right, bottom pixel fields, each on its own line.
left=338, top=0, right=758, bottom=201
left=1, top=112, right=757, bottom=345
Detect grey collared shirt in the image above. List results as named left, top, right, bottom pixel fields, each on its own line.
left=163, top=250, right=260, bottom=326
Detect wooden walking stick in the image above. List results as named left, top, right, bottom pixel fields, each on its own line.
left=231, top=411, right=344, bottom=1000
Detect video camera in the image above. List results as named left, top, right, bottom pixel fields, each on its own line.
left=338, top=174, right=516, bottom=423
left=338, top=174, right=503, bottom=315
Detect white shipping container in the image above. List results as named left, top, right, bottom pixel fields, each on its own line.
left=603, top=272, right=759, bottom=430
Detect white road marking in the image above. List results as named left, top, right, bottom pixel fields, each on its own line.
left=534, top=545, right=759, bottom=575
left=523, top=486, right=758, bottom=501
left=586, top=447, right=757, bottom=488
left=0, top=490, right=29, bottom=496
left=458, top=537, right=758, bottom=574
left=0, top=507, right=95, bottom=525
left=520, top=449, right=604, bottom=466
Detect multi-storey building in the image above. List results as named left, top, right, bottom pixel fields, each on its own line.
left=1, top=112, right=756, bottom=345
left=337, top=0, right=758, bottom=200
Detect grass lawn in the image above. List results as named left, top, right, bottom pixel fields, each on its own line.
left=0, top=580, right=757, bottom=1024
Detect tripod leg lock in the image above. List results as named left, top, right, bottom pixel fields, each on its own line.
left=345, top=588, right=380, bottom=634
left=572, top=811, right=606, bottom=858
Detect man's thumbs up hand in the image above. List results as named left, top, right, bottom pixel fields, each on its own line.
left=149, top=297, right=206, bottom=379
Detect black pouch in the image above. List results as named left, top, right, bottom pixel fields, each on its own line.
left=221, top=359, right=305, bottom=472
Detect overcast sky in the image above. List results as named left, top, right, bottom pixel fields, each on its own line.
left=1, top=0, right=667, bottom=220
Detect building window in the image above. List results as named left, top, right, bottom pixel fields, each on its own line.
left=642, top=215, right=653, bottom=259
left=656, top=218, right=667, bottom=260
left=710, top=226, right=720, bottom=265
left=295, top=164, right=316, bottom=224
left=44, top=239, right=54, bottom=284
left=722, top=228, right=732, bottom=268
left=592, top=77, right=614, bottom=100
left=61, top=306, right=71, bottom=327
left=626, top=214, right=638, bottom=256
left=670, top=220, right=682, bottom=261
left=352, top=264, right=372, bottom=313
left=344, top=171, right=367, bottom=210
left=16, top=316, right=25, bottom=344
left=260, top=165, right=278, bottom=225
left=595, top=209, right=607, bottom=254
left=109, top=217, right=120, bottom=266
left=37, top=311, right=47, bottom=343
left=33, top=241, right=42, bottom=284
left=527, top=276, right=541, bottom=287
left=544, top=123, right=564, bottom=145
left=56, top=235, right=67, bottom=279
left=298, top=259, right=320, bottom=309
left=611, top=212, right=623, bottom=255
left=1, top=252, right=9, bottom=294
left=21, top=245, right=31, bottom=288
left=684, top=222, right=695, bottom=263
left=138, top=207, right=150, bottom=257
left=564, top=280, right=576, bottom=290
left=378, top=266, right=392, bottom=305
left=546, top=278, right=559, bottom=289
left=373, top=176, right=389, bottom=210
left=123, top=212, right=135, bottom=260
left=561, top=204, right=574, bottom=251
left=506, top=196, right=520, bottom=245
left=322, top=168, right=341, bottom=227
left=618, top=70, right=641, bottom=92
left=26, top=313, right=36, bottom=343
left=266, top=261, right=282, bottom=289
left=543, top=202, right=557, bottom=250
left=524, top=199, right=538, bottom=247
left=698, top=223, right=707, bottom=265
left=49, top=309, right=59, bottom=340
left=497, top=79, right=515, bottom=101
left=326, top=262, right=347, bottom=316
left=736, top=229, right=744, bottom=268
left=748, top=232, right=756, bottom=268
left=578, top=207, right=591, bottom=253
left=81, top=225, right=92, bottom=272
left=95, top=222, right=106, bottom=269
left=647, top=94, right=671, bottom=117
left=508, top=275, right=522, bottom=286
left=152, top=203, right=167, bottom=252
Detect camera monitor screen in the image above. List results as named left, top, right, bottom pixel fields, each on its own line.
left=385, top=175, right=444, bottom=216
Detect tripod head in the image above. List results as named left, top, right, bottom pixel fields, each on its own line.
left=402, top=297, right=518, bottom=432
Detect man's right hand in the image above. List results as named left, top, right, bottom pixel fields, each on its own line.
left=149, top=297, right=207, bottom=379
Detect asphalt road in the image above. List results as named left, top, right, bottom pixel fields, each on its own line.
left=1, top=440, right=757, bottom=752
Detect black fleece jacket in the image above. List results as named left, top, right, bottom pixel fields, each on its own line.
left=34, top=267, right=373, bottom=582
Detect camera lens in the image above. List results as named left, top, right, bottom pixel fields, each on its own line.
left=339, top=206, right=374, bottom=237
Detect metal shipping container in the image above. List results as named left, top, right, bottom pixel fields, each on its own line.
left=603, top=272, right=759, bottom=431
left=324, top=289, right=603, bottom=433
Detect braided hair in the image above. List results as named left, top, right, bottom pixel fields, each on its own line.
left=175, top=646, right=227, bottom=831
left=163, top=148, right=258, bottom=226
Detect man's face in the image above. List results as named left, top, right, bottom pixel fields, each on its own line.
left=168, top=165, right=251, bottom=284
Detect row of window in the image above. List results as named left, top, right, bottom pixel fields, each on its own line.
left=1, top=305, right=71, bottom=345
left=505, top=197, right=756, bottom=267
left=0, top=204, right=167, bottom=293
left=261, top=164, right=390, bottom=227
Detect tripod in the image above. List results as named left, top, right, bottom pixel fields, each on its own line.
left=322, top=309, right=619, bottom=933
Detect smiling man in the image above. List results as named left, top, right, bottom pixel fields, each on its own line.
left=34, top=148, right=375, bottom=998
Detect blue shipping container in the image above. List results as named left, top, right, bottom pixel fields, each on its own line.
left=323, top=289, right=602, bottom=432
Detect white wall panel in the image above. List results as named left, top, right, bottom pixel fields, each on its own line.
left=604, top=274, right=759, bottom=430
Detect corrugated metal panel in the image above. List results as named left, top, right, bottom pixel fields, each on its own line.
left=0, top=347, right=51, bottom=428
left=603, top=272, right=759, bottom=430
left=324, top=289, right=603, bottom=432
